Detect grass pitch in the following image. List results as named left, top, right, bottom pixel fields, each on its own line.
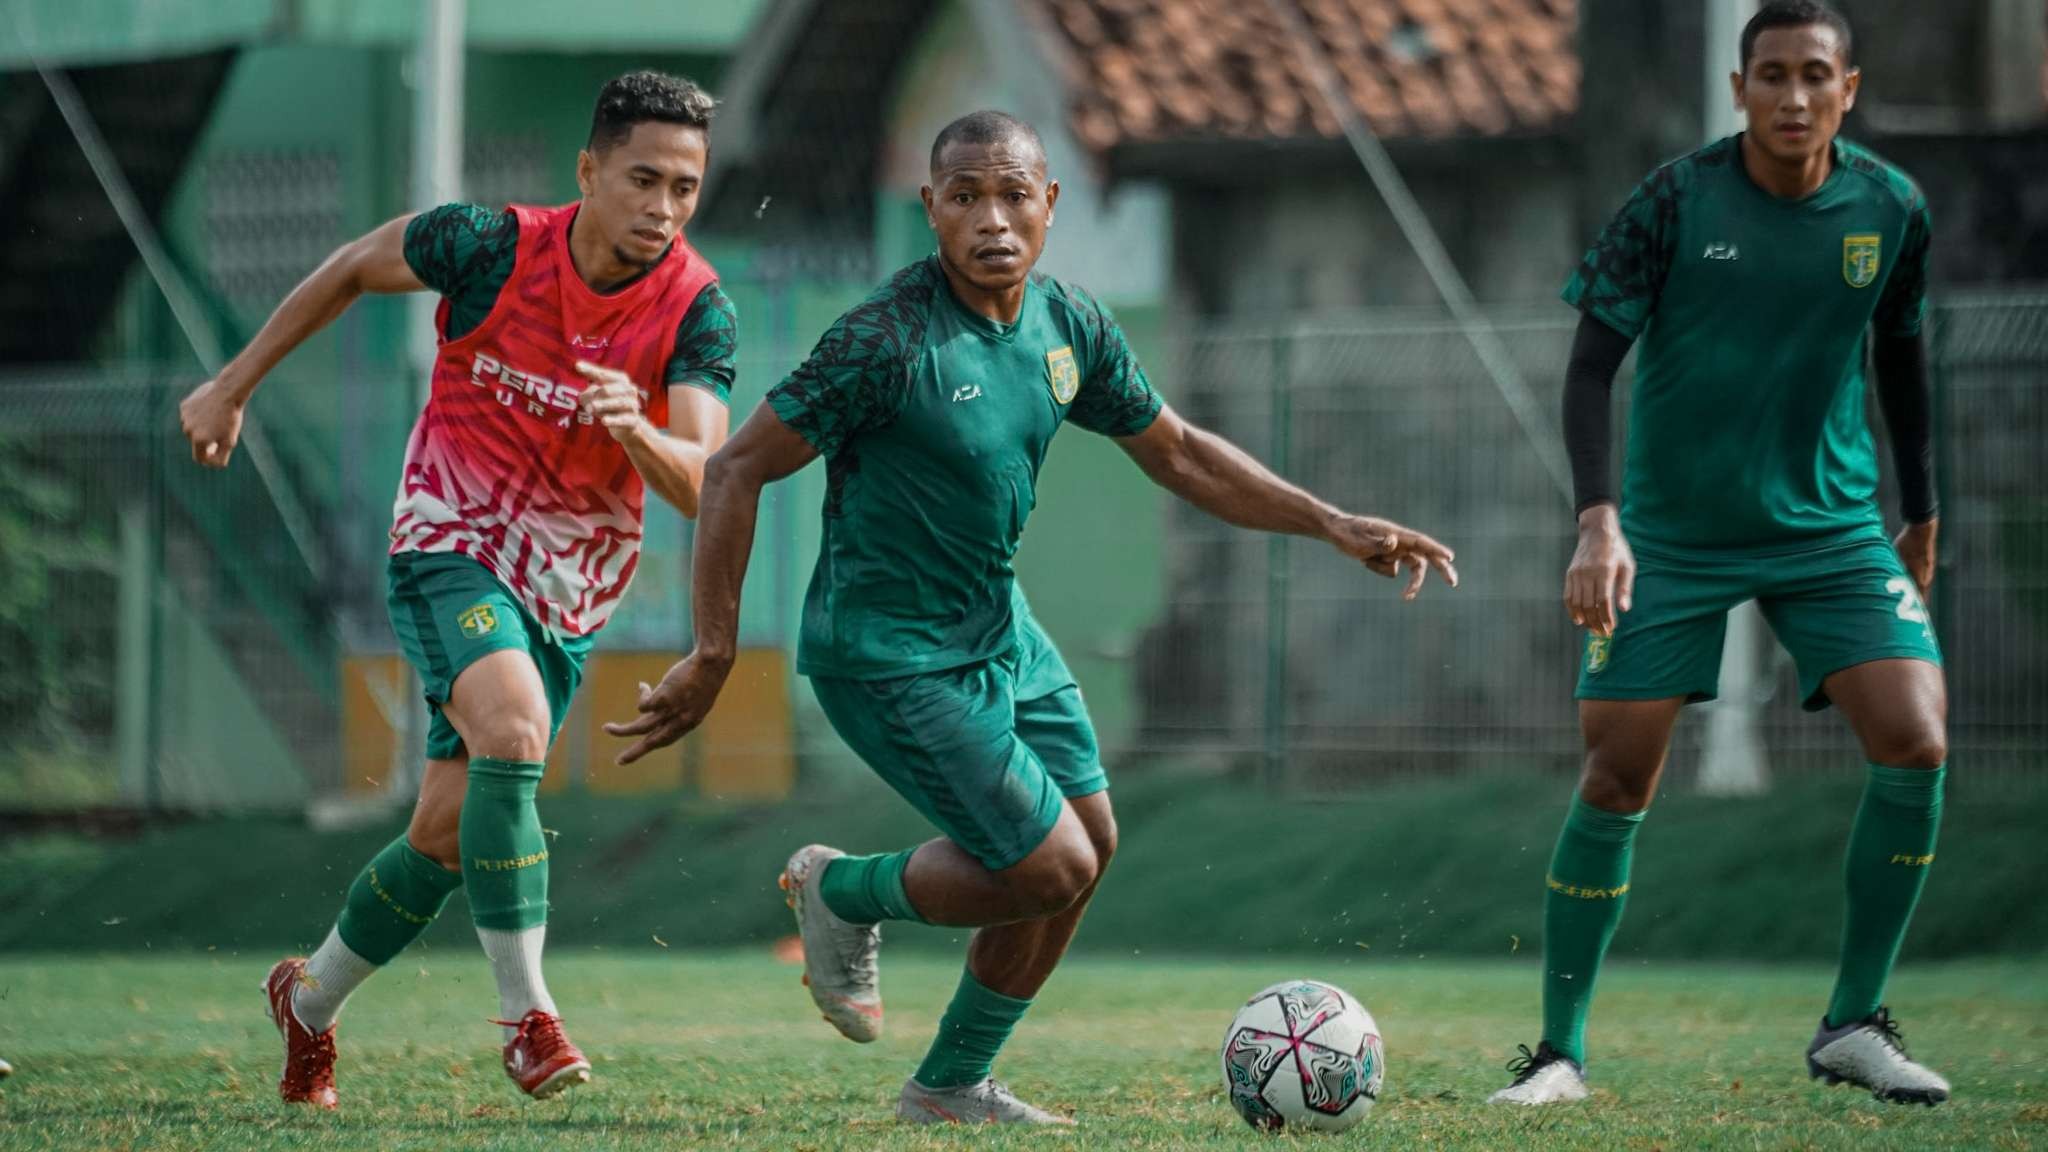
left=0, top=951, right=2042, bottom=1150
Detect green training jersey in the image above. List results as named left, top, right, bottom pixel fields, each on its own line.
left=1563, top=135, right=1931, bottom=553
left=767, top=256, right=1163, bottom=679
left=402, top=203, right=738, bottom=402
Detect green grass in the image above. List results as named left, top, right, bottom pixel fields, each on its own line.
left=6, top=771, right=2047, bottom=960
left=1, top=952, right=2043, bottom=1150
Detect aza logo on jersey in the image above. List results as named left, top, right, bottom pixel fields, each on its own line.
left=1046, top=345, right=1079, bottom=405
left=1843, top=233, right=1882, bottom=288
left=1702, top=242, right=1740, bottom=261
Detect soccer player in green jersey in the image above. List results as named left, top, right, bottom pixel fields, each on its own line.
left=608, top=110, right=1457, bottom=1125
left=179, top=72, right=734, bottom=1107
left=1492, top=2, right=1951, bottom=1107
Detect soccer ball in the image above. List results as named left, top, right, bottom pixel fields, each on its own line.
left=1221, top=979, right=1384, bottom=1133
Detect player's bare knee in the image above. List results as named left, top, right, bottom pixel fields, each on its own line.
left=406, top=809, right=461, bottom=869
left=1006, top=830, right=1098, bottom=916
left=1869, top=728, right=1948, bottom=771
left=1578, top=753, right=1656, bottom=813
left=466, top=713, right=551, bottom=762
left=1085, top=812, right=1118, bottom=873
left=1070, top=793, right=1117, bottom=875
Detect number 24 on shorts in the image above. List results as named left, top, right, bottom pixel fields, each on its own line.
left=1885, top=576, right=1930, bottom=625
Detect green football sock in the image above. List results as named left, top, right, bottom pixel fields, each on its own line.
left=461, top=757, right=550, bottom=931
left=1826, top=763, right=1945, bottom=1028
left=1540, top=793, right=1646, bottom=1064
left=915, top=968, right=1032, bottom=1088
left=335, top=835, right=463, bottom=965
left=820, top=849, right=924, bottom=925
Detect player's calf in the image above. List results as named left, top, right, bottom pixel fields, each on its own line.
left=1807, top=1008, right=1949, bottom=1106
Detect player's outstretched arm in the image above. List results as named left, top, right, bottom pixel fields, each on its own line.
left=1116, top=404, right=1457, bottom=599
left=604, top=404, right=817, bottom=763
left=179, top=214, right=426, bottom=468
left=573, top=365, right=732, bottom=518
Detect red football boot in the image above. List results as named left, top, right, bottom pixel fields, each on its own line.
left=497, top=1009, right=591, bottom=1099
left=261, top=957, right=338, bottom=1109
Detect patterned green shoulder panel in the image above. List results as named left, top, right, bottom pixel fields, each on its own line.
left=767, top=259, right=941, bottom=511
left=402, top=203, right=519, bottom=341
left=1836, top=139, right=1933, bottom=337
left=665, top=282, right=737, bottom=403
left=1562, top=138, right=1734, bottom=339
left=1836, top=139, right=1928, bottom=215
left=1034, top=271, right=1164, bottom=438
left=1838, top=141, right=1935, bottom=338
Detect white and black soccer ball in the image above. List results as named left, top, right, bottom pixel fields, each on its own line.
left=1221, top=979, right=1384, bottom=1133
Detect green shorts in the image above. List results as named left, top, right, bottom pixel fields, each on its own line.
left=810, top=613, right=1106, bottom=872
left=385, top=551, right=593, bottom=761
left=1577, top=530, right=1942, bottom=711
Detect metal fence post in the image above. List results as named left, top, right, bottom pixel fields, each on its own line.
left=1263, top=330, right=1292, bottom=789
left=146, top=374, right=169, bottom=810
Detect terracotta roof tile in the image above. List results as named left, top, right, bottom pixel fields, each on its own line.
left=1037, top=0, right=1577, bottom=152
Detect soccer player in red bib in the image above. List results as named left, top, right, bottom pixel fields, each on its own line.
left=179, top=72, right=732, bottom=1107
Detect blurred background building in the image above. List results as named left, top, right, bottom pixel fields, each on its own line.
left=2, top=0, right=2043, bottom=818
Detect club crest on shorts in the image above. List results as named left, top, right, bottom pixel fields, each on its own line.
left=1843, top=233, right=1881, bottom=288
left=1046, top=345, right=1079, bottom=405
left=1586, top=634, right=1611, bottom=674
left=458, top=603, right=499, bottom=639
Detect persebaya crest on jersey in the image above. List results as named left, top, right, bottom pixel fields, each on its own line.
left=1843, top=233, right=1882, bottom=288
left=1585, top=634, right=1611, bottom=674
left=1046, top=345, right=1079, bottom=404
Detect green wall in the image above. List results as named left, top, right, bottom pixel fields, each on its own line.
left=7, top=0, right=766, bottom=66
left=86, top=5, right=1178, bottom=767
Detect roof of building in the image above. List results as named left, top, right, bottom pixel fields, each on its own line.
left=1035, top=0, right=1579, bottom=152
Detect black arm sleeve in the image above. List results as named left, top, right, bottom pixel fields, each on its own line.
left=1562, top=312, right=1635, bottom=516
left=1872, top=331, right=1938, bottom=523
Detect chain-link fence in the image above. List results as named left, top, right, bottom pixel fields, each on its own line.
left=3, top=293, right=2042, bottom=811
left=1138, top=293, right=2048, bottom=789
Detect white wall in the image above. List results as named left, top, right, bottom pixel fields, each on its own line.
left=875, top=0, right=1170, bottom=305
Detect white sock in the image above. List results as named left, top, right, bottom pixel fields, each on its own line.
left=477, top=925, right=557, bottom=1040
left=292, top=928, right=380, bottom=1033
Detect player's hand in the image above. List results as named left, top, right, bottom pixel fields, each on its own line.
left=179, top=378, right=246, bottom=468
left=602, top=651, right=732, bottom=765
left=575, top=360, right=650, bottom=443
left=1326, top=515, right=1458, bottom=600
left=1566, top=503, right=1634, bottom=637
left=1895, top=517, right=1938, bottom=599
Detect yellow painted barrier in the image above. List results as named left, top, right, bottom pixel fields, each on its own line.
left=341, top=649, right=794, bottom=800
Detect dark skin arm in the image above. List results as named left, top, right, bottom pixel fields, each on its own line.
left=604, top=404, right=817, bottom=763
left=609, top=403, right=1458, bottom=763
left=1116, top=404, right=1457, bottom=597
